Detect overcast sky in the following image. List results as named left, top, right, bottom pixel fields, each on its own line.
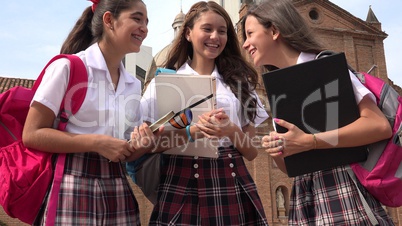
left=1, top=0, right=401, bottom=86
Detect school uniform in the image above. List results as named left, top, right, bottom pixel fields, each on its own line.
left=288, top=52, right=394, bottom=226
left=32, top=43, right=142, bottom=225
left=141, top=62, right=269, bottom=225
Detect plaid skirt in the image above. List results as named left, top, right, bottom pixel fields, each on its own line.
left=289, top=165, right=395, bottom=226
left=34, top=152, right=140, bottom=226
left=149, top=146, right=268, bottom=226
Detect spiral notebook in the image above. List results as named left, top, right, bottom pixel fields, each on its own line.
left=262, top=52, right=368, bottom=177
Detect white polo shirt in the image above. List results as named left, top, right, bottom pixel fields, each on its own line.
left=141, top=62, right=269, bottom=129
left=32, top=43, right=142, bottom=139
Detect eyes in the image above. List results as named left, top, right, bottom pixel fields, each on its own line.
left=201, top=26, right=227, bottom=35
left=132, top=16, right=148, bottom=25
left=130, top=12, right=148, bottom=26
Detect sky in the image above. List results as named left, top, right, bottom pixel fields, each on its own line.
left=1, top=0, right=401, bottom=86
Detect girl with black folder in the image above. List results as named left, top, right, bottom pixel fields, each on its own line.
left=241, top=0, right=394, bottom=225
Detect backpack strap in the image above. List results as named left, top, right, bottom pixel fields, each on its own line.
left=396, top=129, right=402, bottom=146
left=345, top=165, right=379, bottom=225
left=43, top=54, right=88, bottom=225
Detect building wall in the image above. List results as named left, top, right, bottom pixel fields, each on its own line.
left=124, top=45, right=153, bottom=88
left=209, top=0, right=241, bottom=26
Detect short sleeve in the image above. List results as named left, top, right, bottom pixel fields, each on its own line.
left=349, top=70, right=376, bottom=104
left=32, top=58, right=71, bottom=117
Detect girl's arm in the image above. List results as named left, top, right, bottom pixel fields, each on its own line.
left=23, top=101, right=138, bottom=162
left=144, top=122, right=204, bottom=153
left=232, top=124, right=259, bottom=161
left=262, top=95, right=392, bottom=174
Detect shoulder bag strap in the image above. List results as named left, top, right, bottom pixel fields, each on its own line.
left=45, top=54, right=88, bottom=226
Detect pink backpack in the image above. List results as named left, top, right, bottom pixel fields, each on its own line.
left=317, top=50, right=402, bottom=207
left=350, top=71, right=402, bottom=207
left=0, top=54, right=88, bottom=224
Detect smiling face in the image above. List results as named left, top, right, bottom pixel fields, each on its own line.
left=113, top=1, right=148, bottom=54
left=186, top=10, right=228, bottom=64
left=242, top=15, right=277, bottom=67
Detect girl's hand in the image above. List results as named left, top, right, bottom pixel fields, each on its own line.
left=262, top=118, right=314, bottom=157
left=261, top=133, right=285, bottom=157
left=127, top=123, right=162, bottom=161
left=95, top=135, right=135, bottom=162
left=195, top=108, right=235, bottom=139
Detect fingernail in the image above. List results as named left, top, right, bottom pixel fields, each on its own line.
left=274, top=118, right=280, bottom=123
left=278, top=151, right=283, bottom=155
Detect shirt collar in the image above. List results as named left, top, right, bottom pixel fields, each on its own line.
left=83, top=43, right=137, bottom=85
left=178, top=61, right=222, bottom=79
left=297, top=52, right=317, bottom=64
left=84, top=43, right=108, bottom=72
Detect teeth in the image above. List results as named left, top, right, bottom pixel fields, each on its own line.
left=206, top=43, right=218, bottom=48
left=132, top=35, right=143, bottom=41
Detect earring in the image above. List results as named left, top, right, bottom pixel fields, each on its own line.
left=110, top=26, right=114, bottom=30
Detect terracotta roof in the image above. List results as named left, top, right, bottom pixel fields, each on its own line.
left=0, top=77, right=35, bottom=93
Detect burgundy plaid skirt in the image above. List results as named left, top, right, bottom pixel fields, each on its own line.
left=34, top=152, right=140, bottom=225
left=289, top=166, right=394, bottom=225
left=149, top=146, right=268, bottom=226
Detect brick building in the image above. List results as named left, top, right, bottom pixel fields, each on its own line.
left=1, top=0, right=401, bottom=225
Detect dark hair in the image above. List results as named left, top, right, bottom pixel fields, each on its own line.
left=241, top=0, right=325, bottom=70
left=60, top=0, right=145, bottom=54
left=164, top=1, right=259, bottom=122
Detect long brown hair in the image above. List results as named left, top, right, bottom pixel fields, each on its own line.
left=60, top=0, right=145, bottom=54
left=242, top=0, right=325, bottom=71
left=164, top=1, right=260, bottom=122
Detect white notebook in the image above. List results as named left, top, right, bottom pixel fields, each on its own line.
left=154, top=74, right=218, bottom=158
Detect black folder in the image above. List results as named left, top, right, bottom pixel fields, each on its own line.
left=262, top=53, right=368, bottom=177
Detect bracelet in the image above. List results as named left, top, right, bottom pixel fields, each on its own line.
left=312, top=134, right=317, bottom=149
left=186, top=125, right=195, bottom=143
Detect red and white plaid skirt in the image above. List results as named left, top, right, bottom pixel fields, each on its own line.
left=149, top=146, right=268, bottom=226
left=289, top=165, right=395, bottom=225
left=34, top=152, right=140, bottom=226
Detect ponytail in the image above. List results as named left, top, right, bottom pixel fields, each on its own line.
left=60, top=7, right=94, bottom=54
left=60, top=0, right=144, bottom=55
